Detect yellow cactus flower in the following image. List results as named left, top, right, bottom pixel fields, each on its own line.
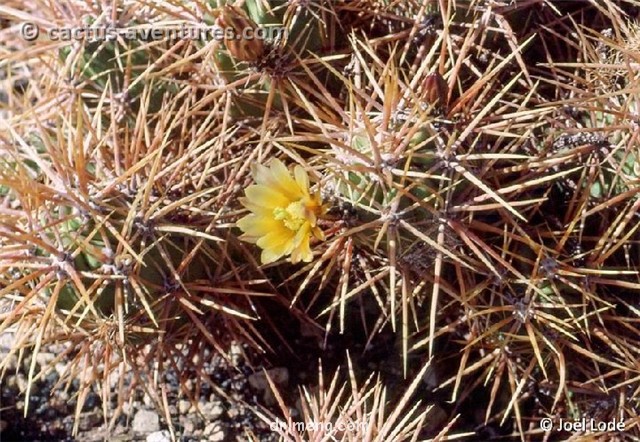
left=237, top=159, right=326, bottom=264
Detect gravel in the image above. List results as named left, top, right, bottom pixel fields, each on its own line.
left=0, top=338, right=278, bottom=442
left=146, top=430, right=171, bottom=442
left=132, top=410, right=161, bottom=434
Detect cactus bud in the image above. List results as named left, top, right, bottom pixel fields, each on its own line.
left=422, top=72, right=448, bottom=110
left=216, top=5, right=265, bottom=63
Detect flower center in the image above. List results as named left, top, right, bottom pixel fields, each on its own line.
left=273, top=201, right=307, bottom=231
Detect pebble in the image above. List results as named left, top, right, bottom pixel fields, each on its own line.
left=1, top=355, right=17, bottom=371
left=201, top=401, right=224, bottom=420
left=54, top=362, right=67, bottom=378
left=203, top=422, right=225, bottom=441
left=178, top=399, right=191, bottom=414
left=0, top=339, right=272, bottom=440
left=146, top=430, right=172, bottom=442
left=248, top=368, right=289, bottom=406
left=422, top=365, right=439, bottom=390
left=0, top=331, right=15, bottom=351
left=3, top=375, right=16, bottom=389
left=143, top=393, right=154, bottom=407
left=229, top=342, right=244, bottom=365
left=248, top=367, right=289, bottom=390
left=108, top=369, right=120, bottom=389
left=423, top=405, right=449, bottom=434
left=180, top=416, right=196, bottom=434
left=78, top=412, right=102, bottom=431
left=16, top=375, right=28, bottom=393
left=35, top=352, right=55, bottom=367
left=132, top=409, right=160, bottom=434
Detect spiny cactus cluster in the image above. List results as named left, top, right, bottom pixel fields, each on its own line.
left=1, top=0, right=640, bottom=440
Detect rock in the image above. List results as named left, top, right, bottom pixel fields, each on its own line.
left=229, top=342, right=243, bottom=365
left=203, top=422, right=215, bottom=435
left=146, top=430, right=171, bottom=442
left=422, top=365, right=439, bottom=390
left=248, top=368, right=289, bottom=406
left=208, top=430, right=226, bottom=442
left=132, top=409, right=160, bottom=434
left=248, top=368, right=289, bottom=391
left=16, top=375, right=27, bottom=393
left=178, top=399, right=191, bottom=414
left=35, top=352, right=55, bottom=367
left=201, top=401, right=224, bottom=420
left=424, top=405, right=449, bottom=434
left=108, top=369, right=120, bottom=389
left=204, top=422, right=225, bottom=441
left=180, top=416, right=196, bottom=435
left=227, top=407, right=239, bottom=420
left=143, top=393, right=154, bottom=407
left=78, top=412, right=102, bottom=431
left=55, top=362, right=67, bottom=378
left=0, top=331, right=15, bottom=352
left=0, top=355, right=17, bottom=371
left=3, top=375, right=16, bottom=389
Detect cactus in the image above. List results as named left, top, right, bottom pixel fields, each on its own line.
left=0, top=61, right=267, bottom=432
left=2, top=0, right=640, bottom=440
left=207, top=0, right=345, bottom=118
left=253, top=355, right=445, bottom=441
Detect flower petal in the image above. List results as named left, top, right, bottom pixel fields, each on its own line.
left=237, top=214, right=282, bottom=237
left=261, top=248, right=285, bottom=264
left=242, top=201, right=273, bottom=217
left=269, top=159, right=305, bottom=200
left=258, top=230, right=296, bottom=264
left=291, top=225, right=313, bottom=263
left=252, top=162, right=274, bottom=186
left=257, top=228, right=296, bottom=255
left=245, top=185, right=289, bottom=209
left=294, top=165, right=310, bottom=191
left=312, top=226, right=325, bottom=241
left=252, top=159, right=305, bottom=201
left=237, top=159, right=326, bottom=265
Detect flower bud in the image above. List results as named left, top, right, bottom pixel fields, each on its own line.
left=422, top=72, right=448, bottom=110
left=216, top=5, right=265, bottom=63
